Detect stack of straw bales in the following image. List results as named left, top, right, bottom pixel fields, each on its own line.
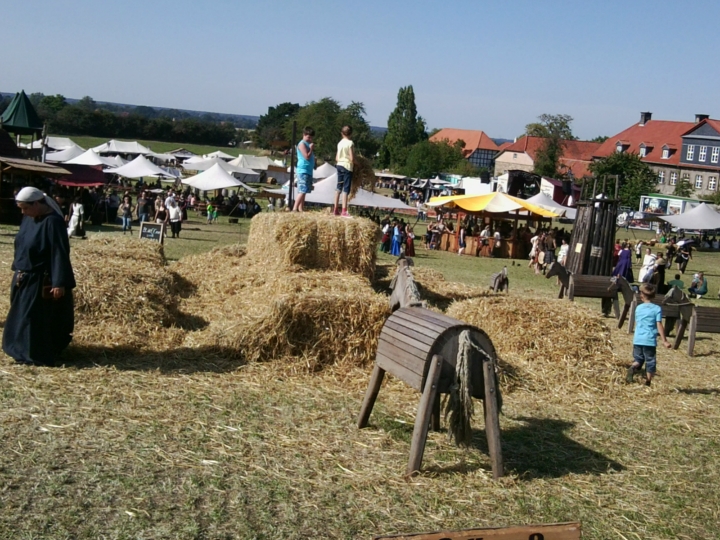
left=447, top=296, right=620, bottom=392
left=247, top=213, right=378, bottom=280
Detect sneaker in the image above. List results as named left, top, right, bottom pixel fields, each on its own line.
left=341, top=210, right=352, bottom=218
left=333, top=207, right=341, bottom=216
left=626, top=366, right=636, bottom=383
left=645, top=379, right=651, bottom=387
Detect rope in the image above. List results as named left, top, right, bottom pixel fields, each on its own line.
left=444, top=330, right=476, bottom=447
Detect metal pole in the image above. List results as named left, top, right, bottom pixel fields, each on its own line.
left=288, top=121, right=297, bottom=210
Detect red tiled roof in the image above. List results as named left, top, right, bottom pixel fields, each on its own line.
left=498, top=136, right=601, bottom=178
left=429, top=128, right=500, bottom=157
left=594, top=119, right=695, bottom=166
left=497, top=141, right=513, bottom=152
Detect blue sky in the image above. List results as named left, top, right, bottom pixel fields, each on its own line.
left=3, top=0, right=718, bottom=140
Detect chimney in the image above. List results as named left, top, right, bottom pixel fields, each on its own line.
left=695, top=114, right=709, bottom=124
left=639, top=112, right=652, bottom=126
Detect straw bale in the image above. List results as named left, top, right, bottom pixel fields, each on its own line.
left=246, top=213, right=378, bottom=279
left=411, top=267, right=491, bottom=311
left=70, top=235, right=177, bottom=347
left=446, top=296, right=620, bottom=393
left=348, top=155, right=376, bottom=200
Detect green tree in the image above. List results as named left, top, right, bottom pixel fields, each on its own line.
left=76, top=96, right=97, bottom=111
left=674, top=176, right=694, bottom=198
left=591, top=135, right=609, bottom=143
left=254, top=102, right=300, bottom=150
left=379, top=85, right=427, bottom=169
left=527, top=114, right=575, bottom=178
left=588, top=151, right=658, bottom=208
left=402, top=139, right=476, bottom=178
left=37, top=94, right=67, bottom=121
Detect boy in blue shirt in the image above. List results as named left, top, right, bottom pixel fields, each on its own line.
left=627, top=283, right=672, bottom=386
left=292, top=127, right=315, bottom=212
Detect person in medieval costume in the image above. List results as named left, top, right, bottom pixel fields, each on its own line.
left=3, top=187, right=76, bottom=366
left=612, top=241, right=635, bottom=283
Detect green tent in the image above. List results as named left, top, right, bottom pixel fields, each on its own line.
left=0, top=90, right=43, bottom=135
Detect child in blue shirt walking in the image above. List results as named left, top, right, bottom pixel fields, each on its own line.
left=627, top=283, right=672, bottom=386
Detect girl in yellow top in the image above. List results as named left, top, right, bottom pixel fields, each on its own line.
left=334, top=125, right=354, bottom=218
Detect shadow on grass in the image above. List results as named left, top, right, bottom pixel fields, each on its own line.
left=473, top=416, right=624, bottom=479
left=676, top=388, right=720, bottom=395
left=61, top=343, right=246, bottom=374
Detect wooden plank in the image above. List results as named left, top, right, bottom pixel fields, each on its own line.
left=403, top=306, right=462, bottom=327
left=357, top=365, right=386, bottom=429
left=407, top=355, right=443, bottom=475
left=391, top=310, right=452, bottom=334
left=382, top=321, right=437, bottom=347
left=675, top=318, right=688, bottom=351
left=483, top=354, right=503, bottom=480
left=376, top=355, right=423, bottom=391
left=373, top=521, right=581, bottom=540
left=431, top=394, right=440, bottom=432
left=378, top=336, right=430, bottom=366
left=687, top=312, right=698, bottom=357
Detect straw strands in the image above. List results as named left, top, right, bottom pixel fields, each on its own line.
left=447, top=296, right=621, bottom=393
left=246, top=212, right=379, bottom=279
left=348, top=155, right=376, bottom=200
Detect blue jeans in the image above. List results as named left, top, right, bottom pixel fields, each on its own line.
left=336, top=165, right=352, bottom=194
left=138, top=213, right=149, bottom=224
left=121, top=216, right=132, bottom=231
left=633, top=345, right=657, bottom=374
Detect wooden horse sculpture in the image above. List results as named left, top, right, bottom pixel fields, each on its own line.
left=489, top=267, right=509, bottom=293
left=545, top=262, right=570, bottom=298
left=609, top=275, right=635, bottom=328
left=389, top=255, right=426, bottom=312
left=662, top=285, right=694, bottom=344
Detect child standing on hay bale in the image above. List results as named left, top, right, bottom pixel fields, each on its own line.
left=293, top=126, right=315, bottom=212
left=627, top=283, right=672, bottom=386
left=334, top=125, right=354, bottom=218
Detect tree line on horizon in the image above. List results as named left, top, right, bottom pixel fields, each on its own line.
left=0, top=93, right=253, bottom=147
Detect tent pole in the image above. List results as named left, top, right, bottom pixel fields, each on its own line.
left=288, top=121, right=296, bottom=210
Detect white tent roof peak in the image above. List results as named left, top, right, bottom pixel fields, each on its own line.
left=204, top=150, right=236, bottom=161
left=525, top=192, right=577, bottom=219
left=64, top=149, right=117, bottom=167
left=92, top=140, right=152, bottom=155
left=105, top=154, right=177, bottom=178
left=181, top=163, right=257, bottom=192
left=45, top=145, right=86, bottom=163
left=183, top=157, right=259, bottom=176
left=230, top=154, right=284, bottom=170
left=661, top=202, right=720, bottom=230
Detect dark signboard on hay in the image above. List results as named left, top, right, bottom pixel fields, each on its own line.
left=373, top=522, right=581, bottom=540
left=139, top=222, right=164, bottom=244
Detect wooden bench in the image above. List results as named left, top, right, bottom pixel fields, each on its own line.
left=357, top=307, right=503, bottom=478
left=687, top=305, right=720, bottom=356
left=567, top=275, right=620, bottom=318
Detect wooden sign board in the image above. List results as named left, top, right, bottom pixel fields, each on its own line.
left=139, top=222, right=164, bottom=244
left=374, top=522, right=581, bottom=540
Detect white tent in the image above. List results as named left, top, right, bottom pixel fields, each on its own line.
left=525, top=192, right=577, bottom=220
left=313, top=162, right=337, bottom=179
left=182, top=163, right=257, bottom=192
left=24, top=136, right=80, bottom=150
left=660, top=203, right=720, bottom=230
left=105, top=155, right=178, bottom=178
left=45, top=145, right=86, bottom=163
left=271, top=174, right=415, bottom=210
left=204, top=150, right=235, bottom=161
left=92, top=140, right=152, bottom=155
left=183, top=155, right=206, bottom=164
left=231, top=154, right=285, bottom=170
left=147, top=151, right=177, bottom=163
left=183, top=157, right=258, bottom=176
left=65, top=149, right=117, bottom=167
left=107, top=155, right=128, bottom=168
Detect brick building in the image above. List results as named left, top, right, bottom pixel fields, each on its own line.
left=429, top=128, right=500, bottom=171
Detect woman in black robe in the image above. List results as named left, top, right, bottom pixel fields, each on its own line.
left=3, top=187, right=76, bottom=366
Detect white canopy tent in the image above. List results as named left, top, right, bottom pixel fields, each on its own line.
left=182, top=163, right=257, bottom=192
left=107, top=155, right=128, bottom=168
left=525, top=192, right=577, bottom=220
left=204, top=150, right=236, bottom=161
left=105, top=155, right=178, bottom=179
left=183, top=155, right=206, bottom=164
left=660, top=203, right=720, bottom=230
left=147, top=151, right=177, bottom=163
left=313, top=162, right=337, bottom=179
left=183, top=157, right=256, bottom=175
left=92, top=140, right=152, bottom=155
left=65, top=149, right=117, bottom=167
left=45, top=145, right=86, bottom=163
left=232, top=154, right=285, bottom=170
left=24, top=136, right=80, bottom=150
left=269, top=174, right=415, bottom=210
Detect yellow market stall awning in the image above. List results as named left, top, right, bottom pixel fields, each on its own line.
left=428, top=191, right=560, bottom=218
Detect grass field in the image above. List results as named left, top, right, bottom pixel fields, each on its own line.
left=1, top=214, right=720, bottom=539
left=49, top=135, right=267, bottom=159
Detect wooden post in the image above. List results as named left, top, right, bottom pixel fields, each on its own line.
left=482, top=355, right=503, bottom=479
left=612, top=296, right=620, bottom=319
left=407, top=355, right=443, bottom=476
left=675, top=318, right=688, bottom=350
left=431, top=395, right=441, bottom=432
left=357, top=365, right=386, bottom=428
left=687, top=310, right=698, bottom=357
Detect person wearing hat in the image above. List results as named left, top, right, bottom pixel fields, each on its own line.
left=3, top=187, right=76, bottom=366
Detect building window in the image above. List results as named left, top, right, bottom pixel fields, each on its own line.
left=513, top=153, right=517, bottom=159
left=695, top=174, right=704, bottom=189
left=699, top=146, right=708, bottom=162
left=709, top=176, right=718, bottom=191
left=662, top=148, right=670, bottom=159
left=712, top=147, right=719, bottom=164
left=639, top=145, right=646, bottom=157
left=616, top=143, right=623, bottom=153
left=686, top=145, right=695, bottom=160
left=657, top=171, right=665, bottom=184
left=670, top=172, right=678, bottom=185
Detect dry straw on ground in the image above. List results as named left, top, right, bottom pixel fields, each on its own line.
left=447, top=296, right=621, bottom=393
left=246, top=213, right=378, bottom=280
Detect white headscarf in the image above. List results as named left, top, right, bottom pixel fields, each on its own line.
left=15, top=186, right=63, bottom=217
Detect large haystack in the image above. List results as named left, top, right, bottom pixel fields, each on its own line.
left=71, top=235, right=177, bottom=347
left=246, top=213, right=378, bottom=280
left=174, top=246, right=389, bottom=370
left=447, top=296, right=620, bottom=392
